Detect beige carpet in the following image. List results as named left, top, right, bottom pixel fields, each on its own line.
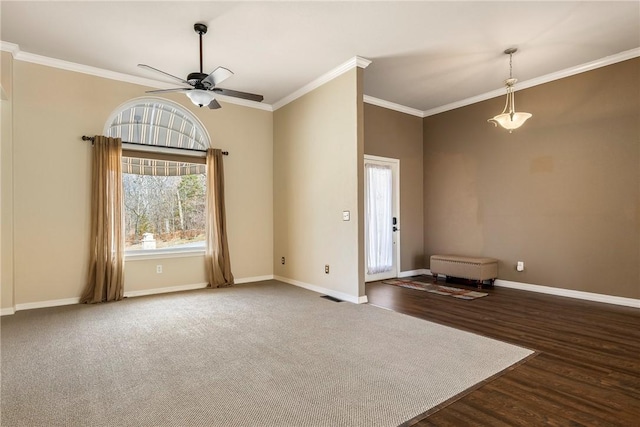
left=1, top=280, right=533, bottom=426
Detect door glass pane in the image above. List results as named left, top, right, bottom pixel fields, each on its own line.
left=366, top=164, right=393, bottom=274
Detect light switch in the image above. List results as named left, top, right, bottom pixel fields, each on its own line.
left=342, top=211, right=350, bottom=221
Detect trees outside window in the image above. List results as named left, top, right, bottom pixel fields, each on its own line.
left=123, top=169, right=206, bottom=251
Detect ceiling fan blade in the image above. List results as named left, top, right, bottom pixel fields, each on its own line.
left=145, top=88, right=191, bottom=94
left=202, top=67, right=234, bottom=88
left=212, top=87, right=264, bottom=102
left=138, top=64, right=191, bottom=86
left=207, top=99, right=222, bottom=109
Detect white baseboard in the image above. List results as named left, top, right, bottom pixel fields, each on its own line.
left=1, top=276, right=367, bottom=313
left=494, top=279, right=640, bottom=309
left=15, top=297, right=81, bottom=312
left=1, top=275, right=279, bottom=315
left=1, top=307, right=16, bottom=316
left=398, top=269, right=429, bottom=278
left=423, top=269, right=638, bottom=308
left=274, top=275, right=366, bottom=304
left=9, top=273, right=632, bottom=314
left=235, top=275, right=274, bottom=284
left=124, top=275, right=275, bottom=298
left=124, top=283, right=209, bottom=298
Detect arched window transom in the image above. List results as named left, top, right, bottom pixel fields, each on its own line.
left=104, top=98, right=210, bottom=151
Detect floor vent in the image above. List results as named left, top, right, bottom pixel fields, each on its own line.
left=320, top=295, right=343, bottom=303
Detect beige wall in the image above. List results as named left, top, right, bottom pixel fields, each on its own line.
left=423, top=58, right=640, bottom=299
left=4, top=51, right=636, bottom=309
left=205, top=103, right=273, bottom=281
left=364, top=103, right=424, bottom=272
left=273, top=68, right=363, bottom=301
left=1, top=51, right=14, bottom=311
left=124, top=256, right=207, bottom=291
left=9, top=60, right=273, bottom=306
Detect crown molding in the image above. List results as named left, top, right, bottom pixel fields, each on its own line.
left=0, top=41, right=20, bottom=56
left=514, top=47, right=640, bottom=93
left=363, top=95, right=424, bottom=118
left=423, top=47, right=640, bottom=117
left=0, top=41, right=273, bottom=112
left=4, top=40, right=637, bottom=118
left=272, top=56, right=372, bottom=111
left=422, top=87, right=506, bottom=118
left=16, top=50, right=180, bottom=89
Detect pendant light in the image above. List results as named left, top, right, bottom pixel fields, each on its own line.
left=488, top=48, right=532, bottom=132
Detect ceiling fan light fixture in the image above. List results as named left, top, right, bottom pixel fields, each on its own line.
left=488, top=48, right=532, bottom=133
left=186, top=89, right=215, bottom=107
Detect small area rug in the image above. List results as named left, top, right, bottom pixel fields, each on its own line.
left=383, top=278, right=488, bottom=300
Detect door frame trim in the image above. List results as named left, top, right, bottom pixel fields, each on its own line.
left=364, top=154, right=401, bottom=282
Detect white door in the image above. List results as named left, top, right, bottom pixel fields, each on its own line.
left=364, top=155, right=400, bottom=282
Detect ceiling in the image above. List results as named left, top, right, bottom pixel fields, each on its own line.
left=1, top=1, right=639, bottom=113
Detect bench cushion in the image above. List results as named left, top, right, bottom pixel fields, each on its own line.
left=430, top=255, right=498, bottom=281
left=430, top=255, right=498, bottom=265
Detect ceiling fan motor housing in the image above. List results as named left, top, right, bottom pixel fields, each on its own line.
left=188, top=72, right=210, bottom=85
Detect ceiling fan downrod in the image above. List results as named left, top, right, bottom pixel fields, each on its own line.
left=188, top=23, right=209, bottom=82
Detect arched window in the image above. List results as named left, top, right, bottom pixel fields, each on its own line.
left=104, top=98, right=210, bottom=254
left=104, top=97, right=210, bottom=151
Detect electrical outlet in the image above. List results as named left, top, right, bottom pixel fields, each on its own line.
left=156, top=265, right=163, bottom=274
left=281, top=257, right=285, bottom=265
left=325, top=265, right=330, bottom=274
left=516, top=261, right=524, bottom=272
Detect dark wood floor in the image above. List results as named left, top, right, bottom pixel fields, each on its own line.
left=366, top=276, right=640, bottom=427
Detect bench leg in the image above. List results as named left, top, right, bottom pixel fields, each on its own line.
left=477, top=280, right=483, bottom=290
left=432, top=274, right=438, bottom=283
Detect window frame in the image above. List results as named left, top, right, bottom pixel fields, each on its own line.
left=121, top=153, right=207, bottom=257
left=104, top=97, right=211, bottom=259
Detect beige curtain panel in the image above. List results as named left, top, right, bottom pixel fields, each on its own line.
left=81, top=136, right=125, bottom=303
left=205, top=148, right=234, bottom=287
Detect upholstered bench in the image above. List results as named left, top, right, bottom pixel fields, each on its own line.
left=430, top=255, right=498, bottom=289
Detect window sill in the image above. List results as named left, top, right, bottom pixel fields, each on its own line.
left=125, top=248, right=205, bottom=261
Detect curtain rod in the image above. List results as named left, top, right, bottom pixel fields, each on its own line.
left=81, top=136, right=229, bottom=156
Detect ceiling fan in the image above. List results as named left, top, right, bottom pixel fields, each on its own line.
left=138, top=23, right=264, bottom=109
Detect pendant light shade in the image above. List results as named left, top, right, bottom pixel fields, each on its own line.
left=488, top=48, right=532, bottom=133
